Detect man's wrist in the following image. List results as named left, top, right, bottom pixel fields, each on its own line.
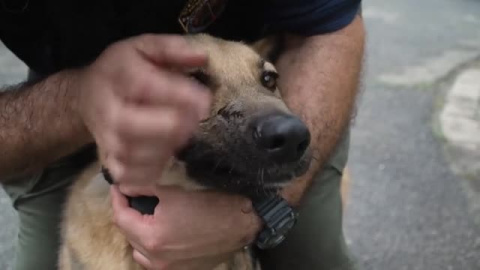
left=60, top=69, right=92, bottom=144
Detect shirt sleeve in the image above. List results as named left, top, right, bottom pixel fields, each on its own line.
left=264, top=0, right=362, bottom=36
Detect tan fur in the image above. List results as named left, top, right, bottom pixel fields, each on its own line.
left=59, top=34, right=288, bottom=270
left=60, top=162, right=142, bottom=270
left=59, top=159, right=255, bottom=270
left=184, top=34, right=289, bottom=116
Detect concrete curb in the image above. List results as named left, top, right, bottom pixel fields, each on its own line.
left=440, top=69, right=480, bottom=148
left=439, top=67, right=480, bottom=224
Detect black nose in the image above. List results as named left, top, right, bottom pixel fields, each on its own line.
left=253, top=114, right=311, bottom=163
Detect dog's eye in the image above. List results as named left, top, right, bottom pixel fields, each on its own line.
left=261, top=71, right=278, bottom=90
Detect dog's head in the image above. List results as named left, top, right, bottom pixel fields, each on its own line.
left=177, top=34, right=312, bottom=196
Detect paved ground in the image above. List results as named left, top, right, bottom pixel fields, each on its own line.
left=0, top=42, right=25, bottom=270
left=344, top=0, right=480, bottom=269
left=439, top=65, right=480, bottom=226
left=1, top=1, right=480, bottom=270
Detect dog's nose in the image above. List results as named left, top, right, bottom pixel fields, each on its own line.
left=253, top=114, right=310, bottom=163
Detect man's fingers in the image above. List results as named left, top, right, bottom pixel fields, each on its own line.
left=113, top=143, right=171, bottom=167
left=104, top=141, right=169, bottom=189
left=133, top=249, right=155, bottom=270
left=115, top=106, right=197, bottom=145
left=116, top=169, right=164, bottom=194
left=84, top=34, right=212, bottom=195
left=110, top=186, right=154, bottom=231
left=151, top=188, right=262, bottom=252
left=101, top=149, right=164, bottom=190
left=121, top=68, right=212, bottom=119
left=132, top=34, right=208, bottom=68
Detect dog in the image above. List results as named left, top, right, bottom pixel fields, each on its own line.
left=58, top=33, right=316, bottom=270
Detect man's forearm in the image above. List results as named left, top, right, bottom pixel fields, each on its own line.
left=0, top=71, right=90, bottom=180
left=277, top=15, right=366, bottom=205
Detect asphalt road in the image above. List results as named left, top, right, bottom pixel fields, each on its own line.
left=1, top=0, right=480, bottom=269
left=344, top=0, right=480, bottom=269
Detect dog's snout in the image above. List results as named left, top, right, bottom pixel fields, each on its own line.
left=253, top=114, right=310, bottom=163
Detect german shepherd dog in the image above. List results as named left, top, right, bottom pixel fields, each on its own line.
left=58, top=34, right=314, bottom=270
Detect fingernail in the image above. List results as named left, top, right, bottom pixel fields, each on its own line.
left=241, top=199, right=254, bottom=214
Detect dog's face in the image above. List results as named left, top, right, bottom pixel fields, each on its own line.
left=178, top=34, right=312, bottom=196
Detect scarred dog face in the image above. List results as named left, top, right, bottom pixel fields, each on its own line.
left=178, top=34, right=312, bottom=196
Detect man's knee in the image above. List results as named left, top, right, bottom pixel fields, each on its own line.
left=3, top=146, right=95, bottom=270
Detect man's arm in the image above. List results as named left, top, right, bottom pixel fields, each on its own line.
left=278, top=14, right=365, bottom=206
left=0, top=71, right=90, bottom=179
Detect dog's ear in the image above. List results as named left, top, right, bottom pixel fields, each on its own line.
left=251, top=35, right=284, bottom=63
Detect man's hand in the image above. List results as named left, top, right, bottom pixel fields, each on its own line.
left=110, top=186, right=262, bottom=270
left=75, top=34, right=212, bottom=196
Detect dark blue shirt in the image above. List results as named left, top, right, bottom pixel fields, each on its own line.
left=264, top=0, right=361, bottom=35
left=0, top=0, right=361, bottom=75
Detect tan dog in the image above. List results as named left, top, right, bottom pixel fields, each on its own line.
left=58, top=34, right=314, bottom=270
